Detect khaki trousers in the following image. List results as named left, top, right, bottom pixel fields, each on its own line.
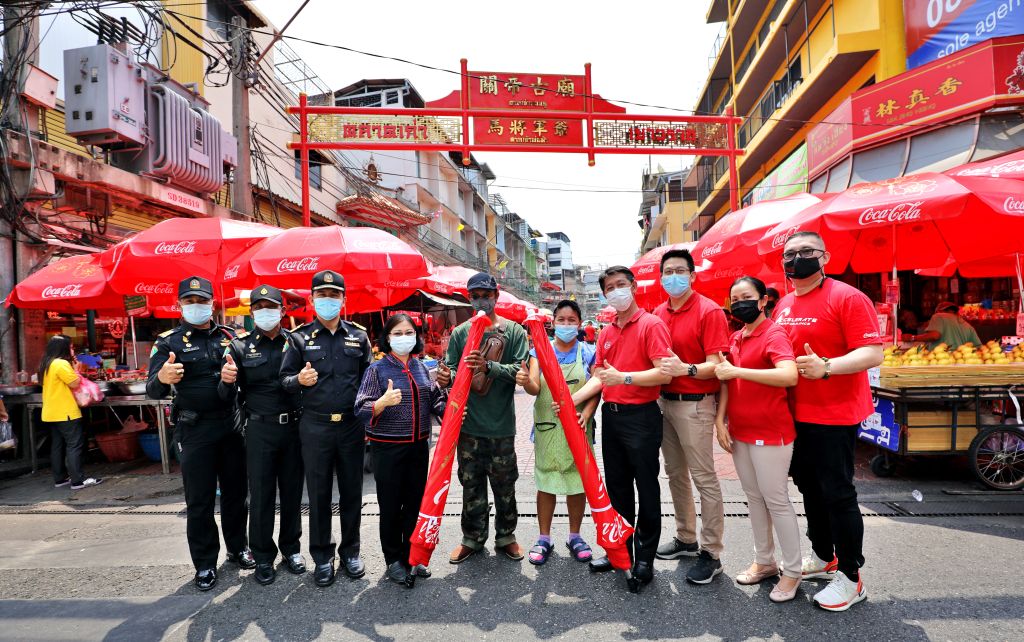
left=660, top=396, right=724, bottom=558
left=732, top=440, right=802, bottom=578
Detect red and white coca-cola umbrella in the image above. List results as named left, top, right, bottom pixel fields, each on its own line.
left=222, top=225, right=427, bottom=291
left=5, top=253, right=127, bottom=313
left=101, top=217, right=281, bottom=303
left=945, top=149, right=1024, bottom=181
left=758, top=173, right=1024, bottom=273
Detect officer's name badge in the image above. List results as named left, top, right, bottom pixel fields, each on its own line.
left=181, top=345, right=201, bottom=353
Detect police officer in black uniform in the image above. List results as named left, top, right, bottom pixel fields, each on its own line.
left=147, top=276, right=254, bottom=591
left=280, top=270, right=371, bottom=588
left=219, top=284, right=305, bottom=586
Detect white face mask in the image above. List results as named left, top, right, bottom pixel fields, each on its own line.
left=390, top=335, right=417, bottom=356
left=605, top=287, right=634, bottom=312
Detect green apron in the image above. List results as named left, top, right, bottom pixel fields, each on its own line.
left=533, top=342, right=594, bottom=495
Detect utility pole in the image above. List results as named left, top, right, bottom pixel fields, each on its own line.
left=230, top=15, right=255, bottom=219
left=1, top=6, right=41, bottom=382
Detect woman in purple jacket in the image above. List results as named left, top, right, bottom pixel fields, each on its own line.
left=355, top=313, right=450, bottom=587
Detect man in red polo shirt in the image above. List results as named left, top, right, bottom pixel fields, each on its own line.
left=567, top=266, right=672, bottom=592
left=774, top=231, right=883, bottom=612
left=651, top=248, right=731, bottom=585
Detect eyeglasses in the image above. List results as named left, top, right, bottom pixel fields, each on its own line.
left=661, top=267, right=692, bottom=276
left=389, top=330, right=416, bottom=338
left=781, top=248, right=825, bottom=262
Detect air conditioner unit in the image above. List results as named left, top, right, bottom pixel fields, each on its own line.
left=63, top=44, right=237, bottom=195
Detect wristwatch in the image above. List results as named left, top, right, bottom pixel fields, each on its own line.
left=687, top=363, right=698, bottom=377
left=822, top=357, right=832, bottom=380
left=623, top=374, right=633, bottom=385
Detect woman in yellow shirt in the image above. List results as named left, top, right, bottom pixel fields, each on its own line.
left=40, top=335, right=102, bottom=490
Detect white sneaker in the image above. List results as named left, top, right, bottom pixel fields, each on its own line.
left=813, top=571, right=867, bottom=612
left=70, top=477, right=103, bottom=490
left=801, top=551, right=838, bottom=579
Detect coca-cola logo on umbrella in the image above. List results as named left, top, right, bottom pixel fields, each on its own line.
left=223, top=264, right=240, bottom=280
left=700, top=241, right=724, bottom=258
left=771, top=226, right=800, bottom=249
left=858, top=201, right=924, bottom=226
left=41, top=284, right=83, bottom=298
left=134, top=283, right=175, bottom=295
left=1004, top=196, right=1024, bottom=214
left=851, top=176, right=937, bottom=198
left=276, top=257, right=320, bottom=273
left=154, top=241, right=197, bottom=255
left=957, top=159, right=1024, bottom=178
left=351, top=239, right=406, bottom=253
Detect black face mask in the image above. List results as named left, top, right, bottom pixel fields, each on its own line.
left=730, top=299, right=763, bottom=324
left=784, top=256, right=821, bottom=280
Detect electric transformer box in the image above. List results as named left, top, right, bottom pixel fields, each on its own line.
left=63, top=44, right=146, bottom=146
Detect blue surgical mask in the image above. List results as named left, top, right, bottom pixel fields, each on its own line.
left=390, top=335, right=417, bottom=356
left=313, top=297, right=342, bottom=320
left=182, top=303, right=213, bottom=325
left=661, top=273, right=690, bottom=297
left=554, top=324, right=579, bottom=343
left=252, top=308, right=281, bottom=332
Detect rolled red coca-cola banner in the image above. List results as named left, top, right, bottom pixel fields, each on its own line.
left=524, top=316, right=635, bottom=571
left=408, top=312, right=492, bottom=568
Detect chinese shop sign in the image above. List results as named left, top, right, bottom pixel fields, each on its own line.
left=469, top=71, right=586, bottom=111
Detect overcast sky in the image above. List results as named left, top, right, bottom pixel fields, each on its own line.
left=254, top=0, right=722, bottom=268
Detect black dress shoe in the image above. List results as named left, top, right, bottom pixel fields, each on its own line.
left=633, top=560, right=654, bottom=585
left=227, top=548, right=256, bottom=570
left=386, top=561, right=413, bottom=587
left=413, top=564, right=431, bottom=578
left=342, top=555, right=365, bottom=579
left=254, top=563, right=276, bottom=586
left=588, top=556, right=613, bottom=573
left=285, top=553, right=307, bottom=575
left=314, top=562, right=335, bottom=587
left=194, top=568, right=217, bottom=591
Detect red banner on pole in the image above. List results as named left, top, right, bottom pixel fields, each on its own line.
left=409, top=312, right=492, bottom=568
left=524, top=316, right=635, bottom=571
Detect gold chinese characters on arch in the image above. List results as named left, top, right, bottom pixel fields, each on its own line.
left=592, top=120, right=728, bottom=150
left=306, top=115, right=463, bottom=145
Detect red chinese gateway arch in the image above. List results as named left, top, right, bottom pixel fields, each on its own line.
left=288, top=60, right=743, bottom=226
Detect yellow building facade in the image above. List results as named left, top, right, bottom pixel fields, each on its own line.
left=688, top=0, right=907, bottom=230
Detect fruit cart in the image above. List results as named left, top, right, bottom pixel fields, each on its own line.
left=859, top=357, right=1024, bottom=490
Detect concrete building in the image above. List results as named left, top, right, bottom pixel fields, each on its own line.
left=688, top=0, right=908, bottom=232
left=638, top=168, right=698, bottom=255
left=545, top=232, right=574, bottom=292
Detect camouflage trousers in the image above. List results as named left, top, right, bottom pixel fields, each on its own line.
left=456, top=433, right=519, bottom=550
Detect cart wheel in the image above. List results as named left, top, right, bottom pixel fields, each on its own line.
left=968, top=426, right=1024, bottom=491
left=870, top=454, right=896, bottom=477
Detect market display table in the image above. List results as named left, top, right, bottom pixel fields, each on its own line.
left=860, top=365, right=1024, bottom=490
left=4, top=394, right=173, bottom=475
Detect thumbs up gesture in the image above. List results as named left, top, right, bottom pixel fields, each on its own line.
left=221, top=353, right=238, bottom=384
left=158, top=351, right=184, bottom=385
left=515, top=359, right=530, bottom=387
left=379, top=378, right=403, bottom=408
left=713, top=351, right=740, bottom=381
left=298, top=361, right=318, bottom=387
left=795, top=343, right=826, bottom=379
left=435, top=362, right=452, bottom=387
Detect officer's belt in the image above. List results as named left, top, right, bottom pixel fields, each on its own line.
left=174, top=407, right=232, bottom=419
left=247, top=410, right=301, bottom=425
left=306, top=410, right=352, bottom=423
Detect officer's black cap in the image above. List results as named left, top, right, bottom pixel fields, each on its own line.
left=250, top=284, right=283, bottom=306
left=178, top=276, right=214, bottom=299
left=467, top=272, right=498, bottom=291
left=311, top=270, right=345, bottom=292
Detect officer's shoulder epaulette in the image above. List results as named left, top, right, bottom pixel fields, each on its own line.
left=235, top=330, right=250, bottom=339
left=158, top=328, right=177, bottom=338
left=294, top=321, right=313, bottom=331
left=345, top=320, right=367, bottom=332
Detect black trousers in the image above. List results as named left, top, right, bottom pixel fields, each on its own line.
left=175, top=417, right=248, bottom=571
left=246, top=417, right=304, bottom=565
left=790, top=422, right=865, bottom=578
left=300, top=415, right=365, bottom=565
left=601, top=401, right=663, bottom=566
left=372, top=439, right=429, bottom=566
left=46, top=418, right=84, bottom=485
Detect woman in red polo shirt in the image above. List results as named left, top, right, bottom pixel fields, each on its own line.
left=713, top=276, right=801, bottom=603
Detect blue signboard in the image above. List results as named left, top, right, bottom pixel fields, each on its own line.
left=858, top=397, right=900, bottom=452
left=907, top=0, right=1024, bottom=69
